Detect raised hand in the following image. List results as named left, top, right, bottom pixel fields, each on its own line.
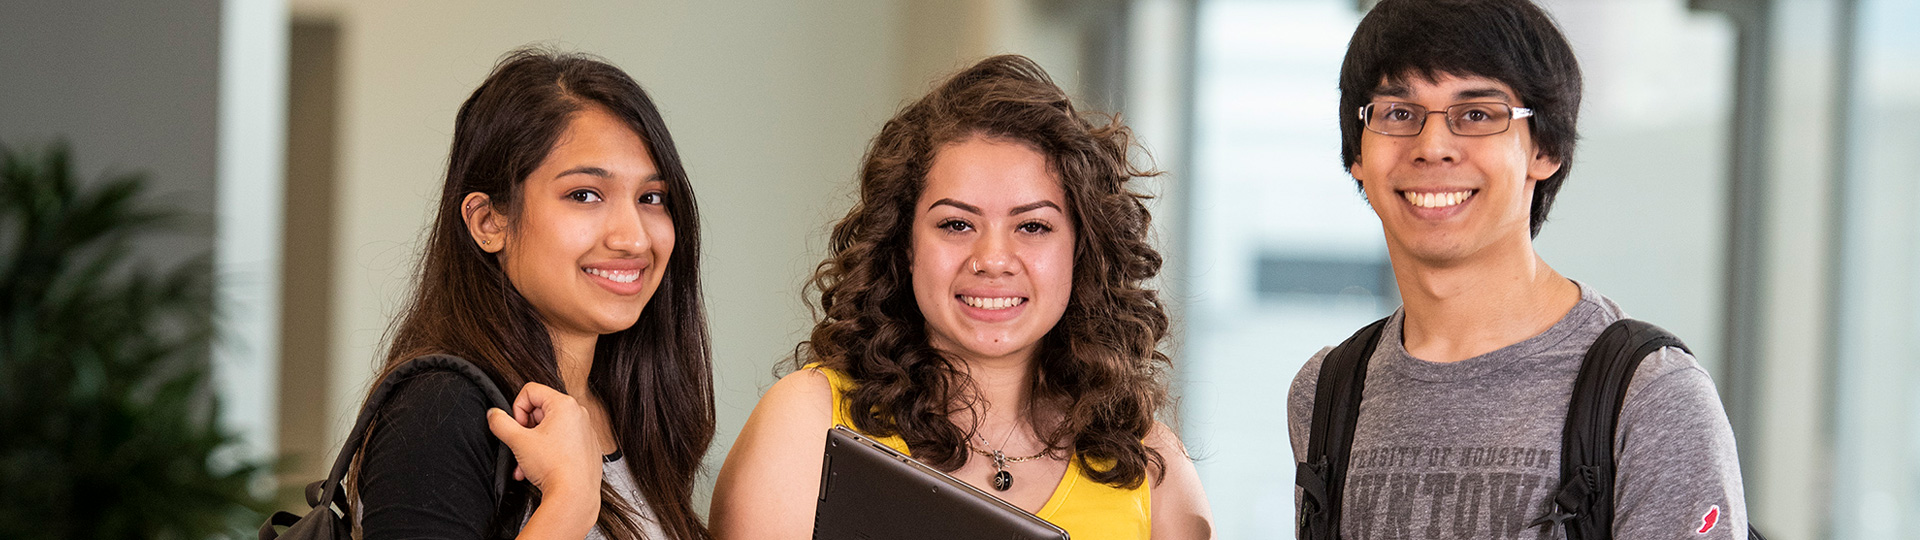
left=486, top=382, right=604, bottom=502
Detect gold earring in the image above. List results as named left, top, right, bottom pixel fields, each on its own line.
left=482, top=239, right=490, bottom=246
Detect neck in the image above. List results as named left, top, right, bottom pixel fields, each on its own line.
left=953, top=350, right=1038, bottom=434
left=1390, top=233, right=1579, bottom=363
left=551, top=328, right=598, bottom=399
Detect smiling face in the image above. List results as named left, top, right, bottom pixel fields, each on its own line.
left=470, top=106, right=675, bottom=344
left=1350, top=73, right=1562, bottom=266
left=910, top=136, right=1075, bottom=365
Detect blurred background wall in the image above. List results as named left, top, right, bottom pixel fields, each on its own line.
left=0, top=0, right=286, bottom=478
left=4, top=0, right=1917, bottom=537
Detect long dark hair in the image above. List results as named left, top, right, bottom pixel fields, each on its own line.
left=367, top=48, right=713, bottom=540
left=799, top=55, right=1171, bottom=488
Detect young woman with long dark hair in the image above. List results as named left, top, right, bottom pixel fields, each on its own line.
left=349, top=49, right=712, bottom=540
left=709, top=55, right=1213, bottom=540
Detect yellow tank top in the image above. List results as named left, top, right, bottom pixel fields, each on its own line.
left=810, top=365, right=1151, bottom=539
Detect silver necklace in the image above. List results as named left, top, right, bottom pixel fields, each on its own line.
left=964, top=419, right=1045, bottom=491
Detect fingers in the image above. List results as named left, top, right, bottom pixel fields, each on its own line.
left=511, top=382, right=571, bottom=428
left=489, top=383, right=604, bottom=498
left=486, top=408, right=532, bottom=481
left=487, top=408, right=526, bottom=445
left=511, top=383, right=543, bottom=425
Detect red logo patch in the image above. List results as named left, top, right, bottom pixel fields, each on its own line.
left=1696, top=505, right=1720, bottom=534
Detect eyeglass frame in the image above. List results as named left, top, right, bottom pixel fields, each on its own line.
left=1356, top=102, right=1535, bottom=137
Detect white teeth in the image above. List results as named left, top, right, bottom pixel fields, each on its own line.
left=1403, top=190, right=1473, bottom=208
left=585, top=268, right=640, bottom=284
left=960, top=296, right=1026, bottom=310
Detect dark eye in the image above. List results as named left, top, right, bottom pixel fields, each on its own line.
left=569, top=189, right=603, bottom=203
left=1384, top=108, right=1414, bottom=122
left=937, top=219, right=973, bottom=233
left=1017, top=221, right=1052, bottom=234
left=639, top=191, right=667, bottom=205
left=1456, top=105, right=1500, bottom=123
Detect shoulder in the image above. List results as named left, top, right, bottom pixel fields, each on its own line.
left=1290, top=347, right=1331, bottom=405
left=1613, top=345, right=1739, bottom=467
left=1629, top=344, right=1708, bottom=383
left=731, top=367, right=837, bottom=447
left=1144, top=420, right=1186, bottom=460
left=357, top=371, right=503, bottom=538
left=710, top=368, right=841, bottom=537
left=1145, top=421, right=1213, bottom=538
left=359, top=367, right=501, bottom=474
left=1286, top=347, right=1333, bottom=461
left=1608, top=348, right=1747, bottom=536
left=762, top=367, right=836, bottom=416
left=1621, top=346, right=1726, bottom=421
left=373, top=369, right=495, bottom=433
left=1143, top=421, right=1199, bottom=491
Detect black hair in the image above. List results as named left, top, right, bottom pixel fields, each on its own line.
left=1339, top=0, right=1582, bottom=237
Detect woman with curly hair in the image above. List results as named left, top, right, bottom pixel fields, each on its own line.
left=710, top=55, right=1212, bottom=540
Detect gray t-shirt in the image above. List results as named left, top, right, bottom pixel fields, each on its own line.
left=1287, top=282, right=1748, bottom=539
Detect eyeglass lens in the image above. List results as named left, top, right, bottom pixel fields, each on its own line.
left=1364, top=103, right=1516, bottom=136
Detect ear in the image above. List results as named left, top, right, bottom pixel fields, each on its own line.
left=1527, top=149, right=1563, bottom=182
left=1347, top=157, right=1376, bottom=206
left=462, top=192, right=508, bottom=253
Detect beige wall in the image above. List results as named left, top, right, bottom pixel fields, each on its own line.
left=285, top=0, right=1097, bottom=507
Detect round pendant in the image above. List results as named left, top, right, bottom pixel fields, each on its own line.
left=992, top=470, right=1013, bottom=491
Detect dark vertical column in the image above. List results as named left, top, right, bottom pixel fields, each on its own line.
left=277, top=18, right=341, bottom=492
left=1688, top=0, right=1772, bottom=472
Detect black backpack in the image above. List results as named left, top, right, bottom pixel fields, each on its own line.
left=258, top=354, right=519, bottom=540
left=1295, top=318, right=1764, bottom=540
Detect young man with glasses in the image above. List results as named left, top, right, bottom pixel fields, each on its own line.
left=1287, top=0, right=1749, bottom=538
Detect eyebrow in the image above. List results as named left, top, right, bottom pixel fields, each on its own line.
left=1454, top=87, right=1513, bottom=102
left=1010, top=200, right=1061, bottom=215
left=1373, top=83, right=1412, bottom=99
left=1370, top=84, right=1514, bottom=103
left=555, top=166, right=662, bottom=184
left=557, top=166, right=612, bottom=179
left=928, top=198, right=1062, bottom=216
left=929, top=198, right=982, bottom=214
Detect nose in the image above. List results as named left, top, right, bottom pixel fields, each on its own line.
left=968, top=227, right=1021, bottom=277
left=1412, top=111, right=1459, bottom=165
left=605, top=203, right=653, bottom=255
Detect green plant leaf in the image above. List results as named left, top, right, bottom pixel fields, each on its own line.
left=0, top=140, right=270, bottom=539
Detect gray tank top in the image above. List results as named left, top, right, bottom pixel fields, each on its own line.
left=587, top=456, right=667, bottom=540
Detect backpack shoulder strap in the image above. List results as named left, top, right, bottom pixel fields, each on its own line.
left=1535, top=318, right=1687, bottom=540
left=311, top=354, right=517, bottom=517
left=1297, top=316, right=1392, bottom=540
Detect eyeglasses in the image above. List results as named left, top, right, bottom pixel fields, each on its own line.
left=1358, top=102, right=1534, bottom=137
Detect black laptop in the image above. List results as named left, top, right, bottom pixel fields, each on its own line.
left=813, top=425, right=1070, bottom=540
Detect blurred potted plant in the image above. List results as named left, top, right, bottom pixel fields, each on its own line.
left=0, top=141, right=271, bottom=538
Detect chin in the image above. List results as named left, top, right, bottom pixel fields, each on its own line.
left=590, top=314, right=645, bottom=335
left=956, top=336, right=1040, bottom=361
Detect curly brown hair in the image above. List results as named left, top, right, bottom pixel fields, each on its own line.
left=798, top=54, right=1171, bottom=489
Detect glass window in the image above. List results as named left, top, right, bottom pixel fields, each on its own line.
left=1830, top=0, right=1920, bottom=536
left=1181, top=2, right=1379, bottom=537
